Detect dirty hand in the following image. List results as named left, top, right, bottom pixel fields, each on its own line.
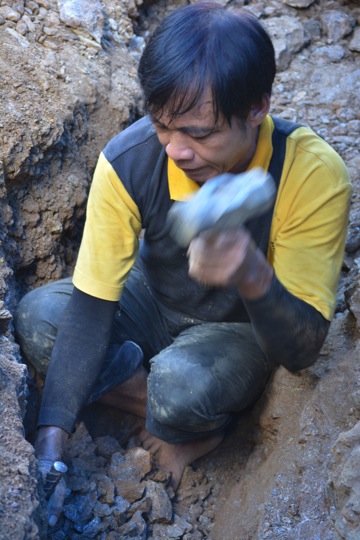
left=187, top=228, right=274, bottom=299
left=35, top=426, right=69, bottom=527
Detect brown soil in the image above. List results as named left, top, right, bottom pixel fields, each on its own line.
left=1, top=0, right=360, bottom=538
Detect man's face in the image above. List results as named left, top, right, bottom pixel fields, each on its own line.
left=152, top=92, right=260, bottom=185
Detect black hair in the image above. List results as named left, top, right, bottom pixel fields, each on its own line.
left=138, top=2, right=276, bottom=123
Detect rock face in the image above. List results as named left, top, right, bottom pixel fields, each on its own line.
left=0, top=0, right=360, bottom=539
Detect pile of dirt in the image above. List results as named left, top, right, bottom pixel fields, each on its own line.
left=1, top=0, right=360, bottom=538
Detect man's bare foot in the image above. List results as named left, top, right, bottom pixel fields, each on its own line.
left=139, top=428, right=224, bottom=490
left=99, top=365, right=148, bottom=418
left=98, top=367, right=224, bottom=489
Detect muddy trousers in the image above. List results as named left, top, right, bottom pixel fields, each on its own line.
left=15, top=269, right=272, bottom=444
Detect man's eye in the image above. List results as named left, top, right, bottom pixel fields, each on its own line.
left=192, top=133, right=212, bottom=141
left=155, top=124, right=167, bottom=132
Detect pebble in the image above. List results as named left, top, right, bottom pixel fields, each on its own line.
left=26, top=1, right=40, bottom=12
left=0, top=6, right=22, bottom=22
left=321, top=10, right=356, bottom=43
left=6, top=27, right=29, bottom=47
left=284, top=0, right=314, bottom=7
left=314, top=44, right=346, bottom=63
left=349, top=27, right=360, bottom=53
left=22, top=14, right=35, bottom=33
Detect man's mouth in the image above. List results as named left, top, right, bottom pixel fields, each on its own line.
left=181, top=167, right=207, bottom=180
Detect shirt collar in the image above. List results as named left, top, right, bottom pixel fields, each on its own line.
left=167, top=114, right=274, bottom=201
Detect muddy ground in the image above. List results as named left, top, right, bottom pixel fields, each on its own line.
left=1, top=0, right=360, bottom=538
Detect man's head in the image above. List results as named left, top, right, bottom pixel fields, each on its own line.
left=138, top=2, right=276, bottom=124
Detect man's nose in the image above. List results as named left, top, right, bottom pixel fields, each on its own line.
left=165, top=133, right=194, bottom=161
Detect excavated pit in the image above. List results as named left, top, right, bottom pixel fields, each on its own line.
left=1, top=0, right=360, bottom=538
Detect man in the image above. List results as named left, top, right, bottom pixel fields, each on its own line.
left=15, top=2, right=351, bottom=527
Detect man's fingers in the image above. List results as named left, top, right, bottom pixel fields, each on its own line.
left=47, top=478, right=66, bottom=527
left=187, top=229, right=253, bottom=285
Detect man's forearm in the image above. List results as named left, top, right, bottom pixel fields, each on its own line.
left=38, top=287, right=117, bottom=432
left=35, top=426, right=69, bottom=460
left=243, top=274, right=330, bottom=372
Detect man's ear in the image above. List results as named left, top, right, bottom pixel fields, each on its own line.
left=248, top=94, right=271, bottom=128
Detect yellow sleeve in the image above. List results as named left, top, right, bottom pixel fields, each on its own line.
left=73, top=152, right=142, bottom=301
left=268, top=128, right=351, bottom=321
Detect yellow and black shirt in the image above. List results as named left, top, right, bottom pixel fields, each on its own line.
left=73, top=114, right=351, bottom=322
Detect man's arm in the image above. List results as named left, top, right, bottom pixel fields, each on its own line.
left=187, top=228, right=330, bottom=371
left=35, top=286, right=117, bottom=525
left=243, top=273, right=330, bottom=371
left=38, top=286, right=118, bottom=433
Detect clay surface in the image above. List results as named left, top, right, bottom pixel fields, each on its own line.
left=1, top=0, right=360, bottom=538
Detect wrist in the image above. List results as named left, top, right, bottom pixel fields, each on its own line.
left=236, top=247, right=274, bottom=300
left=35, top=426, right=69, bottom=461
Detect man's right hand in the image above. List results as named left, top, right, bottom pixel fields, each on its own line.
left=187, top=228, right=274, bottom=300
left=35, top=426, right=69, bottom=527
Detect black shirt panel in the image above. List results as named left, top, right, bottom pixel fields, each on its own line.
left=103, top=115, right=301, bottom=323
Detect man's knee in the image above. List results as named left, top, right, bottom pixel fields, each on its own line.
left=15, top=279, right=72, bottom=375
left=147, top=349, right=227, bottom=433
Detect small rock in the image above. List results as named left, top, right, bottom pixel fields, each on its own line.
left=15, top=20, right=28, bottom=36
left=22, top=14, right=36, bottom=33
left=264, top=16, right=310, bottom=71
left=58, top=0, right=104, bottom=44
left=125, top=447, right=152, bottom=479
left=127, top=495, right=152, bottom=517
left=313, top=45, right=346, bottom=63
left=5, top=28, right=30, bottom=48
left=116, top=480, right=145, bottom=503
left=111, top=495, right=130, bottom=525
left=118, top=510, right=147, bottom=539
left=0, top=6, right=22, bottom=22
left=37, top=0, right=50, bottom=8
left=303, top=19, right=321, bottom=41
left=93, top=500, right=112, bottom=517
left=43, top=26, right=57, bottom=36
left=144, top=480, right=173, bottom=523
left=26, top=1, right=40, bottom=12
left=82, top=516, right=102, bottom=537
left=0, top=308, right=12, bottom=333
left=321, top=10, right=355, bottom=43
left=152, top=514, right=193, bottom=539
left=345, top=279, right=360, bottom=323
left=349, top=27, right=360, bottom=53
left=96, top=473, right=115, bottom=505
left=283, top=0, right=314, bottom=7
left=94, top=435, right=122, bottom=459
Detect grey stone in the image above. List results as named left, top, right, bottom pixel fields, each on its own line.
left=94, top=435, right=122, bottom=459
left=5, top=27, right=30, bottom=48
left=303, top=19, right=321, bottom=41
left=313, top=44, right=346, bottom=63
left=321, top=10, right=356, bottom=43
left=109, top=447, right=151, bottom=485
left=0, top=6, right=21, bottom=22
left=125, top=447, right=152, bottom=479
left=152, top=514, right=193, bottom=539
left=144, top=480, right=173, bottom=523
left=111, top=495, right=131, bottom=526
left=264, top=16, right=310, bottom=71
left=82, top=516, right=103, bottom=537
left=57, top=0, right=104, bottom=43
left=116, top=481, right=145, bottom=503
left=118, top=510, right=147, bottom=539
left=283, top=0, right=314, bottom=7
left=349, top=27, right=360, bottom=53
